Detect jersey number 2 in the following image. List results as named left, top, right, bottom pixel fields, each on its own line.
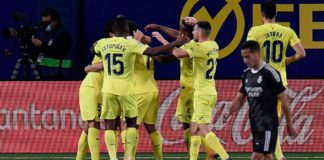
left=263, top=40, right=283, bottom=63
left=105, top=53, right=124, bottom=75
left=206, top=58, right=217, bottom=79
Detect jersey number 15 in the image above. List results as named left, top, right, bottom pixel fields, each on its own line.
left=105, top=53, right=124, bottom=75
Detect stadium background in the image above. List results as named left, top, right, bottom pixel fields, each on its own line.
left=0, top=0, right=324, bottom=159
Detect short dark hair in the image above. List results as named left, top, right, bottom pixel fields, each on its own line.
left=261, top=0, right=276, bottom=19
left=241, top=40, right=260, bottom=53
left=196, top=21, right=211, bottom=36
left=180, top=19, right=194, bottom=38
left=41, top=8, right=60, bottom=22
left=104, top=20, right=113, bottom=38
left=112, top=15, right=129, bottom=35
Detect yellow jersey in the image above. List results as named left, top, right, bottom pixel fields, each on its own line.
left=94, top=37, right=149, bottom=95
left=247, top=23, right=300, bottom=86
left=134, top=54, right=158, bottom=94
left=179, top=41, right=194, bottom=88
left=182, top=40, right=219, bottom=96
left=80, top=54, right=104, bottom=91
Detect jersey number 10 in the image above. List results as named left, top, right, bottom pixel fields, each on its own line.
left=263, top=40, right=284, bottom=63
left=105, top=53, right=124, bottom=75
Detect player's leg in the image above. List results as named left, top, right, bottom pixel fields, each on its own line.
left=76, top=121, right=89, bottom=160
left=120, top=118, right=127, bottom=149
left=274, top=100, right=285, bottom=160
left=192, top=95, right=230, bottom=160
left=121, top=95, right=138, bottom=160
left=264, top=154, right=274, bottom=160
left=142, top=92, right=163, bottom=160
left=176, top=87, right=194, bottom=152
left=189, top=122, right=201, bottom=160
left=101, top=93, right=120, bottom=160
left=77, top=86, right=97, bottom=159
left=88, top=120, right=100, bottom=160
left=251, top=152, right=266, bottom=160
left=86, top=89, right=101, bottom=160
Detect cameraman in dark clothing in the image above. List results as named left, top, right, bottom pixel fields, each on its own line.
left=31, top=8, right=71, bottom=80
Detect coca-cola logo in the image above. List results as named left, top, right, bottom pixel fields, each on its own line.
left=157, top=85, right=323, bottom=147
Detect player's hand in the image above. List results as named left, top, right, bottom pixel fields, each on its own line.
left=184, top=17, right=198, bottom=26
left=31, top=36, right=42, bottom=47
left=176, top=33, right=190, bottom=45
left=133, top=29, right=144, bottom=42
left=141, top=35, right=152, bottom=45
left=223, top=112, right=231, bottom=123
left=84, top=65, right=91, bottom=73
left=144, top=24, right=159, bottom=32
left=4, top=49, right=13, bottom=56
left=287, top=124, right=298, bottom=138
left=152, top=32, right=168, bottom=44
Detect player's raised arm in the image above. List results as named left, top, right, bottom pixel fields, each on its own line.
left=152, top=31, right=169, bottom=45
left=145, top=24, right=179, bottom=39
left=278, top=92, right=298, bottom=138
left=286, top=42, right=306, bottom=65
left=143, top=34, right=187, bottom=56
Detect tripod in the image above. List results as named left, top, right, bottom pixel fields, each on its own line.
left=11, top=53, right=40, bottom=80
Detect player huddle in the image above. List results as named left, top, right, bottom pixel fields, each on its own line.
left=76, top=1, right=306, bottom=160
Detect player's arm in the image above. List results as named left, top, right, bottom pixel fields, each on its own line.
left=286, top=29, right=306, bottom=65
left=152, top=31, right=169, bottom=45
left=145, top=24, right=179, bottom=39
left=223, top=92, right=246, bottom=122
left=286, top=42, right=306, bottom=65
left=84, top=62, right=103, bottom=73
left=143, top=34, right=187, bottom=56
left=153, top=54, right=178, bottom=64
left=172, top=48, right=189, bottom=58
left=278, top=92, right=298, bottom=138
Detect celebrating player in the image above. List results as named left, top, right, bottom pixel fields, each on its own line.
left=224, top=41, right=297, bottom=160
left=172, top=21, right=231, bottom=160
left=94, top=15, right=185, bottom=160
left=146, top=18, right=218, bottom=160
left=246, top=1, right=306, bottom=159
left=76, top=21, right=113, bottom=160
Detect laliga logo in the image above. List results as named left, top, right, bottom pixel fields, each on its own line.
left=180, top=0, right=245, bottom=59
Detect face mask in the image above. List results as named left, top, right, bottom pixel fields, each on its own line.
left=45, top=24, right=52, bottom=32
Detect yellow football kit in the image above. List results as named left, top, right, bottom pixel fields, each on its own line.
left=182, top=40, right=219, bottom=124
left=134, top=54, right=159, bottom=125
left=94, top=37, right=149, bottom=119
left=79, top=54, right=103, bottom=121
left=247, top=23, right=300, bottom=116
left=176, top=41, right=194, bottom=123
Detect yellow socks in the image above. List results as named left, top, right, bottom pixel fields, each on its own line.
left=190, top=136, right=201, bottom=160
left=76, top=131, right=88, bottom=160
left=184, top=128, right=191, bottom=151
left=88, top=128, right=100, bottom=160
left=131, top=130, right=139, bottom=160
left=275, top=136, right=284, bottom=159
left=124, top=128, right=138, bottom=160
left=205, top=132, right=229, bottom=160
left=201, top=136, right=215, bottom=156
left=149, top=131, right=163, bottom=160
left=105, top=130, right=117, bottom=159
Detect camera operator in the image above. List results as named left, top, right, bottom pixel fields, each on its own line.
left=31, top=8, right=71, bottom=80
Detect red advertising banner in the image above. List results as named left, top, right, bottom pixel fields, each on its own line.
left=0, top=80, right=323, bottom=153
